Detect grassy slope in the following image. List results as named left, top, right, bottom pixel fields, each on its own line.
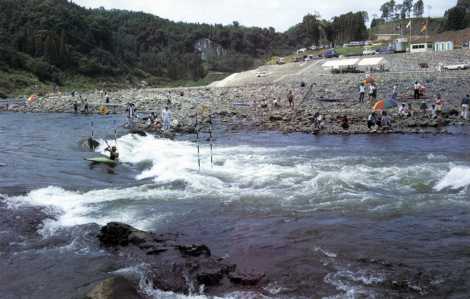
left=0, top=70, right=231, bottom=98
left=370, top=18, right=445, bottom=38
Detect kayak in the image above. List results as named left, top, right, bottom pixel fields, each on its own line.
left=86, top=156, right=117, bottom=165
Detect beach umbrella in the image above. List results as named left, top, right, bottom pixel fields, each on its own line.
left=373, top=98, right=397, bottom=111
left=27, top=95, right=38, bottom=104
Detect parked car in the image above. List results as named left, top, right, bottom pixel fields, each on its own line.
left=375, top=47, right=395, bottom=54
left=322, top=49, right=339, bottom=58
left=363, top=48, right=376, bottom=56
left=443, top=64, right=469, bottom=70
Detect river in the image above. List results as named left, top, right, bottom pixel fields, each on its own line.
left=1, top=112, right=470, bottom=298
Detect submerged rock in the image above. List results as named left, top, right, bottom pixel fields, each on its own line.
left=97, top=222, right=266, bottom=296
left=86, top=277, right=142, bottom=299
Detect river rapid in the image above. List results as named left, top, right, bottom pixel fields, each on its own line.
left=1, top=112, right=470, bottom=299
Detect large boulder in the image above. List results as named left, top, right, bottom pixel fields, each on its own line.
left=86, top=277, right=142, bottom=299
left=97, top=223, right=266, bottom=296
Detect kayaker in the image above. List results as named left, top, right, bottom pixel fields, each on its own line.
left=105, top=145, right=119, bottom=161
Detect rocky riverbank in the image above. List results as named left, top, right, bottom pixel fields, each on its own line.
left=2, top=82, right=469, bottom=135
left=3, top=49, right=470, bottom=135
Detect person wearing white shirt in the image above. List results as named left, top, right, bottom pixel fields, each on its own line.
left=359, top=83, right=365, bottom=103
left=414, top=82, right=421, bottom=100
left=162, top=107, right=173, bottom=131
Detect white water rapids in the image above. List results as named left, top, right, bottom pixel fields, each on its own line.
left=5, top=133, right=470, bottom=237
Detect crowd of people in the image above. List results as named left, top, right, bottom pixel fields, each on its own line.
left=125, top=102, right=173, bottom=132
left=72, top=94, right=89, bottom=114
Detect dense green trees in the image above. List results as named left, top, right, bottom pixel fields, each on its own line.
left=444, top=0, right=470, bottom=30
left=1, top=0, right=299, bottom=83
left=331, top=12, right=369, bottom=45
left=0, top=0, right=371, bottom=87
left=413, top=0, right=424, bottom=18
left=379, top=0, right=425, bottom=21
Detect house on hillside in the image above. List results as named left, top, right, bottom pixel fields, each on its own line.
left=194, top=38, right=226, bottom=61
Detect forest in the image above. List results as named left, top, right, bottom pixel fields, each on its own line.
left=0, top=0, right=369, bottom=93
left=0, top=0, right=468, bottom=95
left=372, top=0, right=470, bottom=32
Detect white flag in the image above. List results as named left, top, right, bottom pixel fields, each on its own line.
left=406, top=21, right=411, bottom=29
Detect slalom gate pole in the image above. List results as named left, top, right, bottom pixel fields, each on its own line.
left=209, top=114, right=213, bottom=168
left=90, top=121, right=96, bottom=151
left=113, top=120, right=118, bottom=147
left=196, top=112, right=201, bottom=172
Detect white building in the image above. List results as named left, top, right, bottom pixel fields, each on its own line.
left=434, top=41, right=454, bottom=52
left=410, top=43, right=433, bottom=53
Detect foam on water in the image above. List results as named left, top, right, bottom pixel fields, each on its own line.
left=113, top=264, right=270, bottom=299
left=434, top=166, right=470, bottom=191
left=5, top=134, right=469, bottom=236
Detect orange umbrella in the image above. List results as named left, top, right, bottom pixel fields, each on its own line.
left=373, top=98, right=398, bottom=111
left=27, top=95, right=38, bottom=104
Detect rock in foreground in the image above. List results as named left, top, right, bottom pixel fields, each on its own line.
left=97, top=222, right=265, bottom=296
left=86, top=277, right=142, bottom=299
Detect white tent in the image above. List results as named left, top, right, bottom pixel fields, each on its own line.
left=358, top=57, right=387, bottom=66
left=322, top=58, right=360, bottom=68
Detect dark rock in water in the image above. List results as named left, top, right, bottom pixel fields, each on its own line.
left=88, top=138, right=100, bottom=150
left=98, top=222, right=134, bottom=247
left=98, top=222, right=265, bottom=296
left=86, top=276, right=142, bottom=299
left=195, top=259, right=237, bottom=286
left=177, top=244, right=211, bottom=257
left=79, top=138, right=100, bottom=151
left=173, top=126, right=196, bottom=134
left=129, top=129, right=147, bottom=137
left=196, top=260, right=230, bottom=286
left=228, top=271, right=265, bottom=286
left=161, top=131, right=176, bottom=139
left=149, top=263, right=188, bottom=293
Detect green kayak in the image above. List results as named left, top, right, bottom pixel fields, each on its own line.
left=86, top=156, right=118, bottom=165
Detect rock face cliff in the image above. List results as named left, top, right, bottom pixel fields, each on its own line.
left=194, top=38, right=227, bottom=61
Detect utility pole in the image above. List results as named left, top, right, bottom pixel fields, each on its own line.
left=425, top=5, right=432, bottom=48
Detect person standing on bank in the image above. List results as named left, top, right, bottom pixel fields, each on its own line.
left=287, top=90, right=294, bottom=109
left=461, top=94, right=470, bottom=120
left=359, top=83, right=365, bottom=103
left=414, top=81, right=421, bottom=100
left=162, top=106, right=173, bottom=131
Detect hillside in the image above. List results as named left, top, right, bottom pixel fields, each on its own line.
left=1, top=0, right=465, bottom=98
left=0, top=0, right=291, bottom=97
left=370, top=18, right=445, bottom=39
left=0, top=1, right=377, bottom=97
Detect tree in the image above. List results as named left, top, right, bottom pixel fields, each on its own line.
left=380, top=2, right=392, bottom=20
left=395, top=4, right=404, bottom=20
left=302, top=14, right=321, bottom=46
left=445, top=6, right=467, bottom=30
left=413, top=0, right=424, bottom=17
left=371, top=18, right=385, bottom=28
left=380, top=0, right=396, bottom=21
left=331, top=12, right=368, bottom=44
left=402, top=0, right=413, bottom=18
